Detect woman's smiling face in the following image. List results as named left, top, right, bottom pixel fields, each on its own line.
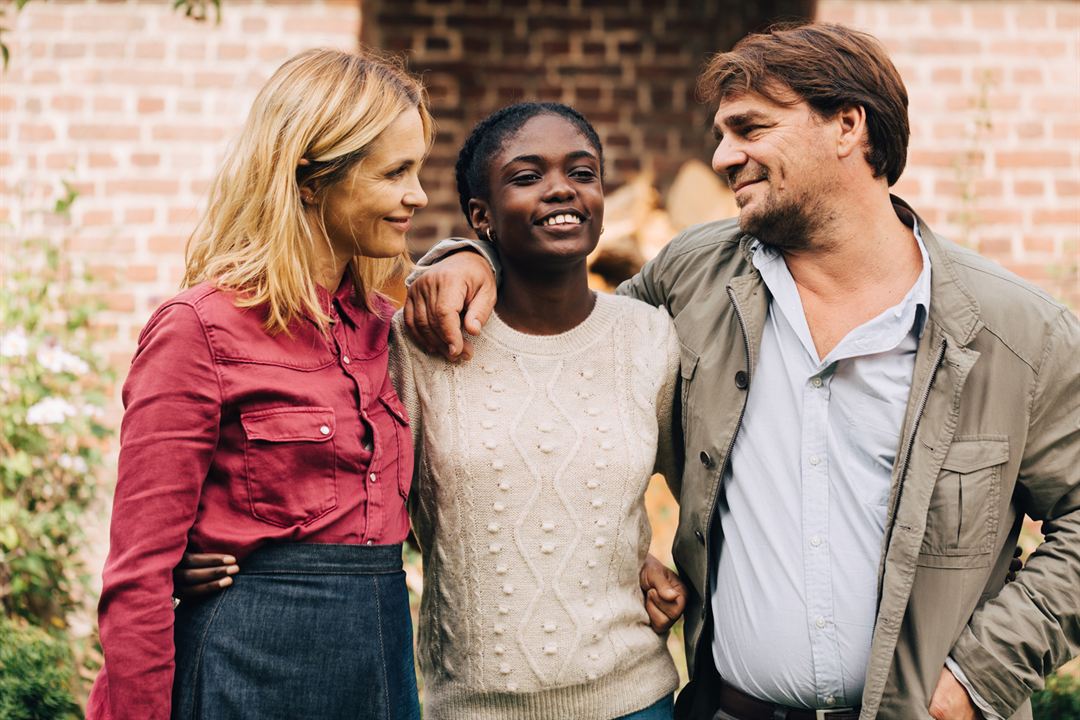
left=475, top=113, right=604, bottom=268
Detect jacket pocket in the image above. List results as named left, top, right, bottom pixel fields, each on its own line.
left=678, top=342, right=700, bottom=431
left=240, top=406, right=338, bottom=527
left=374, top=390, right=413, bottom=500
left=917, top=437, right=1008, bottom=569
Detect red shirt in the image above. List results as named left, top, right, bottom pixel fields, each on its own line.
left=88, top=278, right=413, bottom=720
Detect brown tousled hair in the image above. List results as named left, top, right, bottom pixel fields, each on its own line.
left=698, top=22, right=910, bottom=186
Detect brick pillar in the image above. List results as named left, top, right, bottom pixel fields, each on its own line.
left=362, top=0, right=817, bottom=250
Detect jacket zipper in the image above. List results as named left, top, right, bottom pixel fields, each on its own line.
left=698, top=286, right=753, bottom=643
left=874, top=336, right=947, bottom=605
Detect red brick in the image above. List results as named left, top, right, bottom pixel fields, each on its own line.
left=70, top=125, right=138, bottom=141
left=931, top=67, right=963, bottom=84
left=1033, top=209, right=1080, bottom=225
left=126, top=265, right=159, bottom=282
left=988, top=40, right=1067, bottom=58
left=148, top=234, right=188, bottom=253
left=1051, top=123, right=1080, bottom=141
left=979, top=237, right=1014, bottom=257
left=1013, top=180, right=1045, bottom=197
left=93, top=42, right=126, bottom=60
left=89, top=153, right=118, bottom=169
left=218, top=43, right=248, bottom=61
left=1015, top=122, right=1044, bottom=140
left=50, top=95, right=84, bottom=112
left=53, top=42, right=87, bottom=59
left=45, top=152, right=76, bottom=170
left=137, top=97, right=165, bottom=114
left=152, top=125, right=226, bottom=142
left=124, top=208, right=156, bottom=224
left=19, top=124, right=56, bottom=142
left=1023, top=237, right=1057, bottom=254
left=82, top=210, right=114, bottom=226
left=914, top=38, right=981, bottom=55
left=105, top=180, right=181, bottom=195
left=241, top=17, right=269, bottom=33
left=1014, top=7, right=1050, bottom=30
left=131, top=153, right=160, bottom=168
left=1011, top=67, right=1042, bottom=85
left=135, top=43, right=166, bottom=60
left=167, top=207, right=200, bottom=224
left=1056, top=180, right=1080, bottom=197
left=971, top=6, right=1007, bottom=30
left=996, top=151, right=1071, bottom=169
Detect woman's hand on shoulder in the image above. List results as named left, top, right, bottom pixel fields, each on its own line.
left=639, top=553, right=687, bottom=634
left=173, top=552, right=239, bottom=602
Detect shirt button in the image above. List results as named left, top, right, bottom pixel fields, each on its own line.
left=734, top=370, right=749, bottom=389
left=816, top=616, right=826, bottom=629
left=811, top=377, right=823, bottom=388
left=369, top=472, right=377, bottom=483
left=342, top=355, right=351, bottom=364
left=695, top=529, right=705, bottom=544
left=809, top=455, right=820, bottom=466
left=810, top=535, right=822, bottom=547
left=825, top=696, right=836, bottom=705
left=700, top=451, right=714, bottom=468
left=365, top=539, right=374, bottom=546
left=319, top=425, right=330, bottom=435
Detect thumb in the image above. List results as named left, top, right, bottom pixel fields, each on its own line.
left=654, top=571, right=680, bottom=601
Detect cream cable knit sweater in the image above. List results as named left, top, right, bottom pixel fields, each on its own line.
left=390, top=293, right=681, bottom=720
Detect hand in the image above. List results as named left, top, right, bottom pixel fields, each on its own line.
left=173, top=552, right=239, bottom=601
left=638, top=553, right=687, bottom=633
left=929, top=667, right=981, bottom=720
left=1007, top=545, right=1023, bottom=582
left=404, top=251, right=496, bottom=360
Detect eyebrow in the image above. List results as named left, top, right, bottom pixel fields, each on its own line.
left=501, top=149, right=598, bottom=170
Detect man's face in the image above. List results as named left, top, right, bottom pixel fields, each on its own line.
left=710, top=88, right=836, bottom=250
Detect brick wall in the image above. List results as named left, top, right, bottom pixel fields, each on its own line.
left=1, top=0, right=363, bottom=371
left=818, top=1, right=1079, bottom=307
left=2, top=0, right=1076, bottom=405
left=363, top=0, right=816, bottom=248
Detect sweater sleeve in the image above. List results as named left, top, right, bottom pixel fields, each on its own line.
left=389, top=312, right=423, bottom=512
left=652, top=312, right=682, bottom=498
left=91, top=302, right=222, bottom=720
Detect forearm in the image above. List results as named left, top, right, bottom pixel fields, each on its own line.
left=406, top=236, right=501, bottom=286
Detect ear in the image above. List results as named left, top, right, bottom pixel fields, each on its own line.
left=298, top=181, right=318, bottom=207
left=468, top=198, right=492, bottom=238
left=835, top=105, right=867, bottom=161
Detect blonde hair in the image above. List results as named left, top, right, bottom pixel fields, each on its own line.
left=183, top=48, right=435, bottom=333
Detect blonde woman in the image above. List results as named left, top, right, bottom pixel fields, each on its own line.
left=88, top=49, right=433, bottom=720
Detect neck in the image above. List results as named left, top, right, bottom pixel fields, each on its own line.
left=496, top=259, right=596, bottom=335
left=306, top=213, right=350, bottom=292
left=782, top=190, right=919, bottom=298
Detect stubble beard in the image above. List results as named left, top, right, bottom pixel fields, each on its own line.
left=737, top=186, right=821, bottom=252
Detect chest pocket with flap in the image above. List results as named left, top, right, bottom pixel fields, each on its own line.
left=918, top=437, right=1009, bottom=569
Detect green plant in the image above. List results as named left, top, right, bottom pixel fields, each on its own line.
left=1032, top=672, right=1080, bottom=719
left=0, top=615, right=82, bottom=720
left=1, top=182, right=113, bottom=636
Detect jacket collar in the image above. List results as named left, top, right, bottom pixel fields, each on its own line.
left=891, top=195, right=983, bottom=347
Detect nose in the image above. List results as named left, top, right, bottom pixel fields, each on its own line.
left=404, top=174, right=428, bottom=209
left=711, top=135, right=748, bottom=177
left=542, top=172, right=575, bottom=202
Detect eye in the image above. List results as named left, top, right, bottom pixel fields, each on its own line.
left=510, top=171, right=541, bottom=185
left=570, top=167, right=598, bottom=182
left=385, top=164, right=409, bottom=179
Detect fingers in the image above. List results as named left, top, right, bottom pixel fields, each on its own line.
left=645, top=589, right=675, bottom=633
left=178, top=565, right=239, bottom=585
left=181, top=552, right=237, bottom=568
left=463, top=276, right=497, bottom=337
left=175, top=578, right=234, bottom=601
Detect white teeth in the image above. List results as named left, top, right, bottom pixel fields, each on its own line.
left=544, top=213, right=582, bottom=226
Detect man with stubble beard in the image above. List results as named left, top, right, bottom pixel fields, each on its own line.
left=404, top=23, right=1080, bottom=720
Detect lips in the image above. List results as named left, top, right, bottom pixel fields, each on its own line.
left=385, top=216, right=412, bottom=232
left=731, top=177, right=766, bottom=193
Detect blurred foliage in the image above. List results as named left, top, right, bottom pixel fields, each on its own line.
left=1, top=183, right=114, bottom=707
left=0, top=615, right=82, bottom=720
left=1033, top=673, right=1080, bottom=719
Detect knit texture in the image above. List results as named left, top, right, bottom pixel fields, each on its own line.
left=390, top=293, right=681, bottom=720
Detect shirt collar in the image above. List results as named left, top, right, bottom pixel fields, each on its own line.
left=314, top=269, right=366, bottom=327
left=749, top=214, right=932, bottom=366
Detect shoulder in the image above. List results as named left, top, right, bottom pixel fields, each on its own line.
left=663, top=217, right=746, bottom=260
left=605, top=293, right=676, bottom=336
left=935, top=238, right=1076, bottom=368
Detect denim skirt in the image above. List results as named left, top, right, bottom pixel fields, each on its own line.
left=172, top=543, right=420, bottom=720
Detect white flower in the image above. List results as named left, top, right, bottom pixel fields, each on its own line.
left=1, top=328, right=29, bottom=359
left=58, top=453, right=90, bottom=474
left=36, top=344, right=90, bottom=376
left=80, top=404, right=104, bottom=419
left=26, top=397, right=78, bottom=425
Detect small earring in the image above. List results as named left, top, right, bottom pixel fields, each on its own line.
left=600, top=226, right=605, bottom=235
left=484, top=227, right=497, bottom=244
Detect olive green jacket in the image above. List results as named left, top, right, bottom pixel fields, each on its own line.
left=616, top=197, right=1080, bottom=719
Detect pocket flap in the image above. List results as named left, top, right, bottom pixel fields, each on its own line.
left=940, top=439, right=1009, bottom=473
left=378, top=391, right=409, bottom=425
left=241, top=406, right=335, bottom=442
left=679, top=342, right=700, bottom=381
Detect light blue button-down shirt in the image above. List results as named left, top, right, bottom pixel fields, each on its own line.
left=711, top=226, right=931, bottom=709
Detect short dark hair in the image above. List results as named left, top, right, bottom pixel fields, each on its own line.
left=455, top=102, right=604, bottom=228
left=698, top=22, right=910, bottom=186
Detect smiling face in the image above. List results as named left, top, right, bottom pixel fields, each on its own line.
left=711, top=88, right=838, bottom=250
left=318, top=108, right=429, bottom=260
left=472, top=113, right=604, bottom=269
